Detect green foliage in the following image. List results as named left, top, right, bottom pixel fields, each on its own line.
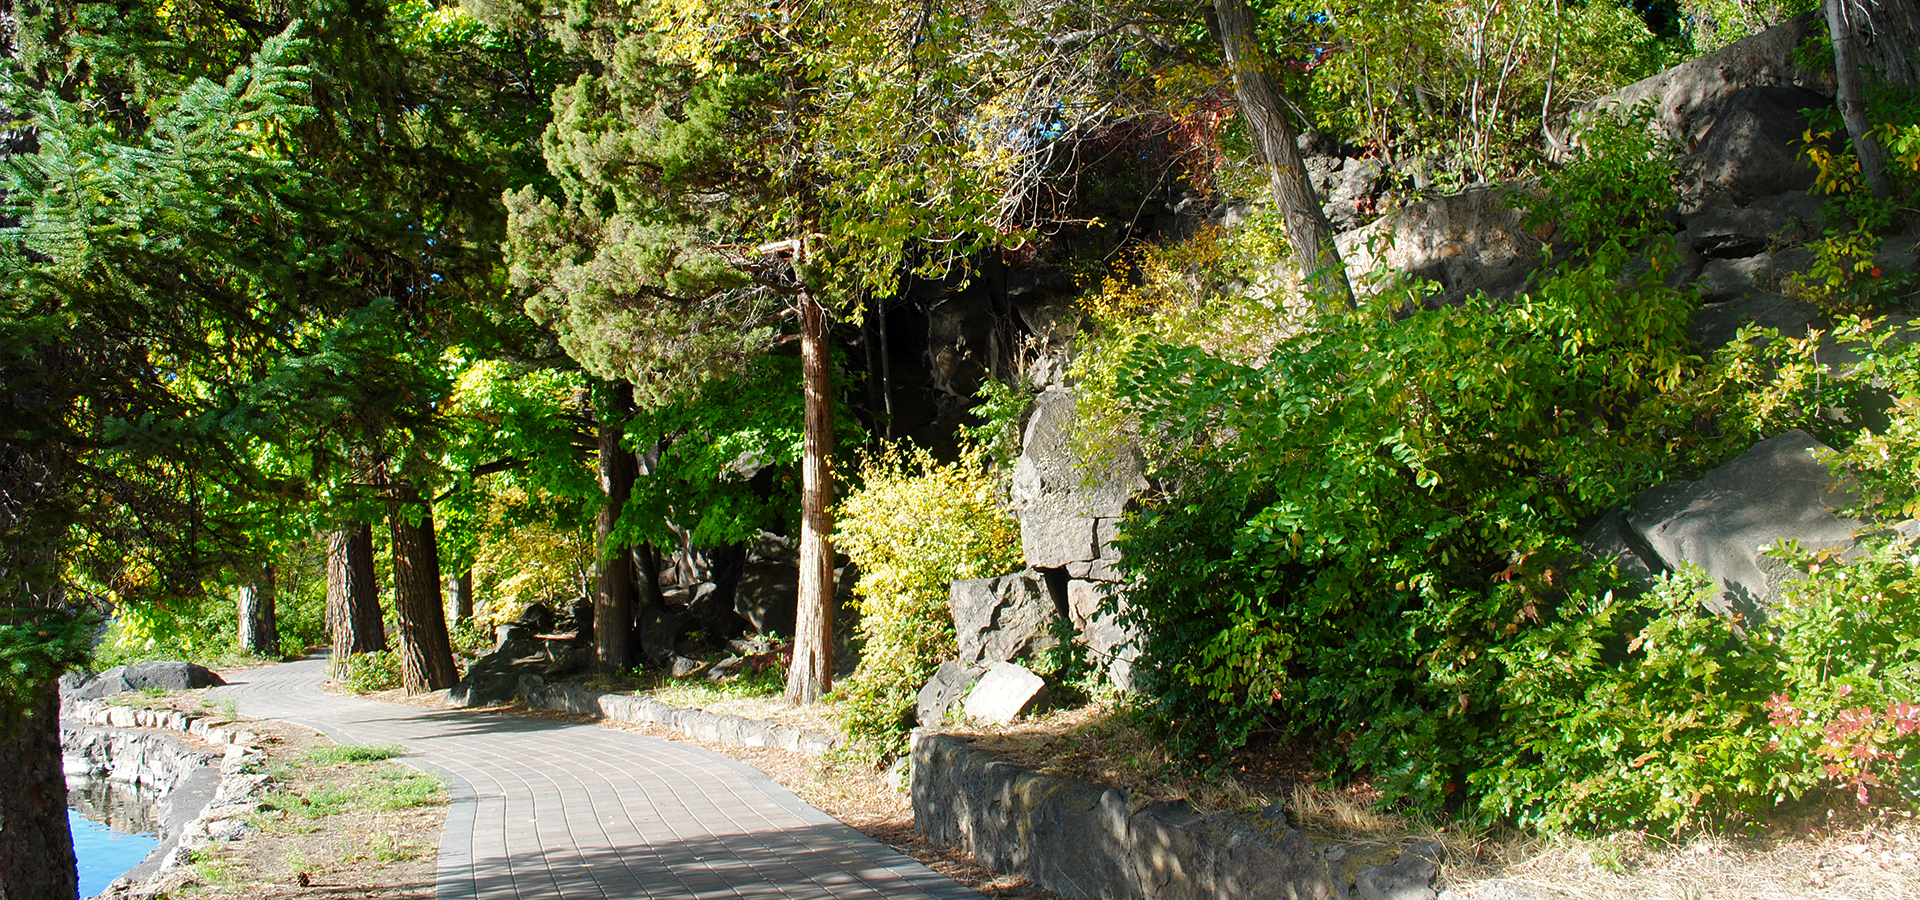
left=612, top=357, right=855, bottom=550
left=305, top=743, right=407, bottom=765
left=0, top=608, right=99, bottom=712
left=1104, top=180, right=1920, bottom=830
left=833, top=445, right=1024, bottom=762
left=1271, top=0, right=1672, bottom=184
left=338, top=650, right=404, bottom=694
left=957, top=378, right=1037, bottom=476
left=1522, top=106, right=1679, bottom=253
left=1480, top=568, right=1793, bottom=832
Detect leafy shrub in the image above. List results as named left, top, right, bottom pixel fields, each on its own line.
left=832, top=444, right=1024, bottom=762
left=1480, top=568, right=1793, bottom=832
left=449, top=617, right=494, bottom=658
left=1088, top=110, right=1920, bottom=829
left=337, top=650, right=403, bottom=694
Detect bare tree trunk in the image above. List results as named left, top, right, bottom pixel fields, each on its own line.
left=1856, top=0, right=1920, bottom=91
left=595, top=382, right=637, bottom=674
left=326, top=522, right=386, bottom=673
left=237, top=561, right=279, bottom=658
left=448, top=570, right=474, bottom=621
left=1828, top=0, right=1894, bottom=199
left=786, top=289, right=836, bottom=704
left=1211, top=0, right=1353, bottom=304
left=389, top=483, right=457, bottom=692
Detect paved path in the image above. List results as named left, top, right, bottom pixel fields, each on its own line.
left=214, top=659, right=973, bottom=900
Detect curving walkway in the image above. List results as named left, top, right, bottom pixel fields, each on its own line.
left=213, top=658, right=973, bottom=900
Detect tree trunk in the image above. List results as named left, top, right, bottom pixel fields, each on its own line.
left=0, top=679, right=75, bottom=900
left=1211, top=0, right=1353, bottom=304
left=0, top=435, right=77, bottom=900
left=786, top=289, right=836, bottom=704
left=595, top=382, right=637, bottom=674
left=326, top=522, right=386, bottom=673
left=1856, top=0, right=1920, bottom=91
left=237, top=561, right=279, bottom=658
left=1828, top=0, right=1894, bottom=199
left=388, top=484, right=457, bottom=692
left=448, top=570, right=474, bottom=622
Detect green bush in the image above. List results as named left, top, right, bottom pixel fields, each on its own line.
left=337, top=650, right=403, bottom=694
left=832, top=444, right=1024, bottom=762
left=1106, top=235, right=1920, bottom=831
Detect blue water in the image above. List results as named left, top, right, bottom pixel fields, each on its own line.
left=69, top=807, right=156, bottom=899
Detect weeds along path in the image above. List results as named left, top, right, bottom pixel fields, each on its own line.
left=214, top=657, right=975, bottom=900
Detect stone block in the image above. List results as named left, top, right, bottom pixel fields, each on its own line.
left=1022, top=514, right=1098, bottom=568
left=917, top=661, right=986, bottom=726
left=1627, top=429, right=1859, bottom=617
left=950, top=570, right=1060, bottom=666
left=1013, top=389, right=1149, bottom=567
left=1689, top=290, right=1819, bottom=351
left=1354, top=842, right=1441, bottom=900
left=964, top=662, right=1048, bottom=725
left=1096, top=518, right=1125, bottom=559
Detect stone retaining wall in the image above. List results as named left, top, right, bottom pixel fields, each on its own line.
left=63, top=701, right=278, bottom=892
left=911, top=731, right=1444, bottom=900
left=520, top=682, right=839, bottom=755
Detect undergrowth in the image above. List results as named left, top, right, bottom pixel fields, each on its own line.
left=1080, top=108, right=1920, bottom=834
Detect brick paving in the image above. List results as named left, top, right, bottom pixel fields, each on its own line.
left=215, top=658, right=976, bottom=900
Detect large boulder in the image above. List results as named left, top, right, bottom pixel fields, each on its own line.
left=1622, top=430, right=1859, bottom=617
left=449, top=624, right=585, bottom=708
left=1336, top=185, right=1547, bottom=300
left=1688, top=86, right=1834, bottom=207
left=950, top=570, right=1061, bottom=667
left=63, top=661, right=225, bottom=701
left=1012, top=389, right=1147, bottom=568
left=1572, top=12, right=1831, bottom=149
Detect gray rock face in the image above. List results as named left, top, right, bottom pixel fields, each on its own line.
left=733, top=532, right=796, bottom=635
left=449, top=625, right=584, bottom=708
left=1574, top=12, right=1831, bottom=148
left=917, top=661, right=987, bottom=726
left=950, top=569, right=1060, bottom=667
left=1689, top=291, right=1820, bottom=350
left=1626, top=430, right=1859, bottom=616
left=65, top=662, right=226, bottom=701
left=1689, top=86, right=1833, bottom=207
left=1354, top=842, right=1441, bottom=900
left=1012, top=389, right=1147, bottom=568
left=1337, top=185, right=1546, bottom=300
left=964, top=662, right=1049, bottom=725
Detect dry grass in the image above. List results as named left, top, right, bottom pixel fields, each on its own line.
left=1441, top=814, right=1920, bottom=900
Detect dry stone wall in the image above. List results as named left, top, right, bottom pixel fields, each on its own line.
left=911, top=731, right=1446, bottom=900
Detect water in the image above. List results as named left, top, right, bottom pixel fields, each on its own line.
left=67, top=780, right=159, bottom=899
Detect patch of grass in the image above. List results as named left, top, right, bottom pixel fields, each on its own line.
left=139, top=685, right=170, bottom=699
left=303, top=742, right=406, bottom=765
left=644, top=666, right=788, bottom=707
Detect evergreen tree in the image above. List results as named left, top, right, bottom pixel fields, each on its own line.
left=505, top=0, right=1008, bottom=701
